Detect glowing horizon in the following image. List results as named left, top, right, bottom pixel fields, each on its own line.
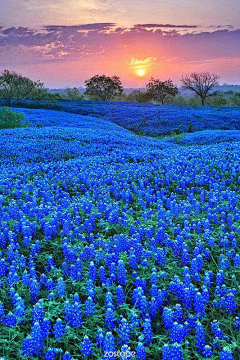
left=0, top=1, right=240, bottom=87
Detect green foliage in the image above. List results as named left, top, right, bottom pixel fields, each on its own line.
left=31, top=81, right=48, bottom=103
left=230, top=92, right=240, bottom=106
left=63, top=87, right=83, bottom=100
left=165, top=95, right=187, bottom=105
left=188, top=96, right=202, bottom=106
left=171, top=126, right=182, bottom=135
left=127, top=89, right=152, bottom=103
left=170, top=126, right=186, bottom=142
left=206, top=93, right=227, bottom=106
left=171, top=132, right=185, bottom=143
left=112, top=92, right=128, bottom=102
left=0, top=107, right=26, bottom=129
left=146, top=78, right=178, bottom=104
left=85, top=75, right=123, bottom=101
left=0, top=69, right=47, bottom=106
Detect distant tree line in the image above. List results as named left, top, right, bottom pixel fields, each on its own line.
left=0, top=69, right=240, bottom=107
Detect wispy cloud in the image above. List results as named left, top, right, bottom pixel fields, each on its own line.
left=128, top=57, right=157, bottom=69
left=45, top=23, right=116, bottom=32
left=134, top=24, right=198, bottom=29
left=0, top=23, right=239, bottom=86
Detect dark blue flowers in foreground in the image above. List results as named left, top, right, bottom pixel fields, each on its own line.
left=0, top=107, right=239, bottom=359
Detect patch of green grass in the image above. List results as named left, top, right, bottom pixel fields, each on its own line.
left=0, top=107, right=27, bottom=129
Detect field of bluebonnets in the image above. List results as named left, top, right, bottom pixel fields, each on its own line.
left=7, top=99, right=240, bottom=136
left=0, top=104, right=240, bottom=360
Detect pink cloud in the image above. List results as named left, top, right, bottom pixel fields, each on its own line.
left=0, top=24, right=239, bottom=86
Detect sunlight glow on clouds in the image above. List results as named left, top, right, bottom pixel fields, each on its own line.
left=128, top=57, right=157, bottom=78
left=129, top=57, right=157, bottom=70
left=0, top=24, right=240, bottom=86
left=1, top=0, right=240, bottom=87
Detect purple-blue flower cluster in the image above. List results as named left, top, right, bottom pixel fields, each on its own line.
left=0, top=106, right=239, bottom=359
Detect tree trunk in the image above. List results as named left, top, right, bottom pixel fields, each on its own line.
left=201, top=97, right=205, bottom=106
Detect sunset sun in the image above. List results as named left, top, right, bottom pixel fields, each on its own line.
left=137, top=69, right=145, bottom=77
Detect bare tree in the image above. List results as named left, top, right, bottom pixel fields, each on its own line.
left=181, top=72, right=220, bottom=106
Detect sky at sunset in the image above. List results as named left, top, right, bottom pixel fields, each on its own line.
left=1, top=0, right=240, bottom=87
